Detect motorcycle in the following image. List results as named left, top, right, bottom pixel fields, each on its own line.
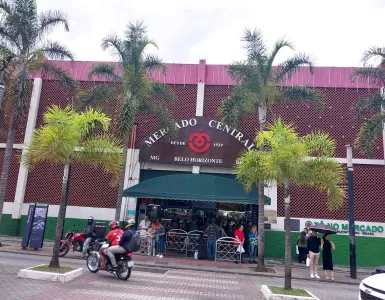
left=59, top=225, right=97, bottom=257
left=86, top=241, right=134, bottom=280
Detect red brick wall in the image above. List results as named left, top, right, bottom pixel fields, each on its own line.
left=0, top=150, right=22, bottom=202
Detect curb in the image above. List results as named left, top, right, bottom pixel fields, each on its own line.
left=0, top=249, right=361, bottom=286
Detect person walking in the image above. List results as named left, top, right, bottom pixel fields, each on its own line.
left=321, top=234, right=335, bottom=280
left=297, top=231, right=308, bottom=263
left=248, top=225, right=258, bottom=264
left=206, top=218, right=219, bottom=260
left=307, top=231, right=321, bottom=279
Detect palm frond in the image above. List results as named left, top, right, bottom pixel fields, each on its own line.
left=0, top=0, right=12, bottom=14
left=88, top=63, right=121, bottom=82
left=101, top=34, right=125, bottom=61
left=40, top=62, right=77, bottom=91
left=116, top=99, right=137, bottom=136
left=228, top=61, right=252, bottom=83
left=0, top=26, right=22, bottom=51
left=36, top=41, right=74, bottom=60
left=76, top=85, right=119, bottom=111
left=143, top=54, right=165, bottom=72
left=151, top=82, right=174, bottom=101
left=298, top=158, right=345, bottom=210
left=351, top=67, right=385, bottom=85
left=301, top=132, right=336, bottom=157
left=362, top=46, right=385, bottom=66
left=277, top=86, right=323, bottom=111
left=236, top=150, right=268, bottom=191
left=274, top=53, right=314, bottom=83
left=355, top=113, right=384, bottom=157
left=143, top=101, right=176, bottom=138
left=242, top=28, right=267, bottom=62
left=217, top=88, right=252, bottom=127
left=266, top=38, right=294, bottom=80
left=37, top=10, right=69, bottom=38
left=76, top=134, right=123, bottom=186
left=354, top=93, right=384, bottom=120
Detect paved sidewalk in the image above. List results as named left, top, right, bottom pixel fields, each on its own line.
left=0, top=235, right=368, bottom=285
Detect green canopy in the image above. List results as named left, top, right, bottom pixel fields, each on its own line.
left=123, top=173, right=271, bottom=205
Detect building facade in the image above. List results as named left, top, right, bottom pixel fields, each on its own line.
left=1, top=59, right=384, bottom=267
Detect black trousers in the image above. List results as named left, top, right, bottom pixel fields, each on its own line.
left=298, top=246, right=307, bottom=263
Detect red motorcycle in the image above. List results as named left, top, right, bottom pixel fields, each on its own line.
left=59, top=225, right=95, bottom=257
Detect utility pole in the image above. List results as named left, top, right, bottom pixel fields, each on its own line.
left=346, top=144, right=356, bottom=279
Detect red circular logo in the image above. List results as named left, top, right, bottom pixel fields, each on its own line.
left=188, top=129, right=211, bottom=153
left=305, top=221, right=313, bottom=228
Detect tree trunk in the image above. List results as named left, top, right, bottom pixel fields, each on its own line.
left=0, top=82, right=5, bottom=110
left=114, top=134, right=129, bottom=221
left=284, top=181, right=292, bottom=290
left=0, top=112, right=16, bottom=236
left=256, top=106, right=267, bottom=272
left=49, top=163, right=71, bottom=269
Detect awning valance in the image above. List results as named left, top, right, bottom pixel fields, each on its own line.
left=123, top=173, right=271, bottom=205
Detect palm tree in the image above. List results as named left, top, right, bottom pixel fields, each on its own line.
left=351, top=46, right=385, bottom=157
left=0, top=0, right=76, bottom=233
left=218, top=28, right=322, bottom=271
left=22, top=105, right=122, bottom=268
left=77, top=21, right=175, bottom=221
left=236, top=119, right=344, bottom=290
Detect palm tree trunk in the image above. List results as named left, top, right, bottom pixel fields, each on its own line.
left=0, top=112, right=16, bottom=237
left=0, top=82, right=5, bottom=110
left=256, top=106, right=267, bottom=272
left=284, top=181, right=292, bottom=290
left=114, top=133, right=129, bottom=221
left=49, top=163, right=71, bottom=269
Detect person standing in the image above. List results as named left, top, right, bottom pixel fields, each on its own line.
left=139, top=216, right=151, bottom=231
left=234, top=224, right=245, bottom=264
left=81, top=216, right=96, bottom=258
left=307, top=231, right=321, bottom=279
left=206, top=218, right=219, bottom=260
left=156, top=222, right=166, bottom=258
left=297, top=231, right=308, bottom=263
left=248, top=225, right=258, bottom=264
left=321, top=234, right=335, bottom=280
left=147, top=224, right=156, bottom=256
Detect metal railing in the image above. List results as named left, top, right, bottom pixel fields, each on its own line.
left=186, top=230, right=208, bottom=256
left=166, top=229, right=188, bottom=253
left=215, top=237, right=242, bottom=263
left=136, top=230, right=153, bottom=254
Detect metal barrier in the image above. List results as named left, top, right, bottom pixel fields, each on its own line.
left=186, top=230, right=208, bottom=256
left=166, top=229, right=187, bottom=253
left=215, top=237, right=241, bottom=263
left=136, top=230, right=153, bottom=254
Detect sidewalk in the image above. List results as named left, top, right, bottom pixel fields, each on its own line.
left=0, top=235, right=369, bottom=285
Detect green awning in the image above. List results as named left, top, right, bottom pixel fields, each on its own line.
left=123, top=173, right=271, bottom=205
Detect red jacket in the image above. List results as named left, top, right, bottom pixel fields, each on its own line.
left=234, top=229, right=245, bottom=246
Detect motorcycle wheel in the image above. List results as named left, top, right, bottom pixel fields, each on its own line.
left=86, top=253, right=99, bottom=273
left=116, top=260, right=131, bottom=281
left=58, top=242, right=69, bottom=257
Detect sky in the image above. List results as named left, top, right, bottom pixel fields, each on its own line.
left=36, top=0, right=385, bottom=67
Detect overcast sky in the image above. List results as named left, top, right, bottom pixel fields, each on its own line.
left=36, top=0, right=385, bottom=67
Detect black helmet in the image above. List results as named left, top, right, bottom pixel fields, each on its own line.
left=87, top=216, right=94, bottom=223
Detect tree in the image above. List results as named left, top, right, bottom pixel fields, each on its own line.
left=236, top=119, right=344, bottom=290
left=77, top=21, right=175, bottom=221
left=0, top=0, right=76, bottom=235
left=218, top=28, right=322, bottom=271
left=22, top=105, right=122, bottom=268
left=351, top=46, right=385, bottom=157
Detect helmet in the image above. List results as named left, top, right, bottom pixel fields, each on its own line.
left=109, top=221, right=119, bottom=230
left=87, top=216, right=94, bottom=221
left=125, top=219, right=135, bottom=229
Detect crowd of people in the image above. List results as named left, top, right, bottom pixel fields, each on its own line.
left=297, top=228, right=336, bottom=280
left=138, top=215, right=260, bottom=264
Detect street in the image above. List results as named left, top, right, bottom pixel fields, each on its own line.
left=0, top=252, right=359, bottom=300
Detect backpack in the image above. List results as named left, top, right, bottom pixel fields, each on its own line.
left=123, top=232, right=141, bottom=252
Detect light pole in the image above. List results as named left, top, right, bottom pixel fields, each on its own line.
left=346, top=144, right=356, bottom=279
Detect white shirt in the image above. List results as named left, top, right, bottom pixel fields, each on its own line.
left=139, top=219, right=151, bottom=230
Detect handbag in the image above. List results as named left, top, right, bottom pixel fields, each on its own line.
left=306, top=257, right=310, bottom=267
left=236, top=245, right=245, bottom=253
left=296, top=245, right=299, bottom=255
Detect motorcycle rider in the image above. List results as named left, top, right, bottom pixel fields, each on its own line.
left=107, top=219, right=136, bottom=269
left=81, top=216, right=96, bottom=258
left=100, top=221, right=123, bottom=269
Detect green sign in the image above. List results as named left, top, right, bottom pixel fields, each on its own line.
left=305, top=220, right=384, bottom=236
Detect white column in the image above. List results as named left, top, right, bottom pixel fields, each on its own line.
left=12, top=78, right=42, bottom=219
left=192, top=59, right=206, bottom=174
left=120, top=149, right=140, bottom=221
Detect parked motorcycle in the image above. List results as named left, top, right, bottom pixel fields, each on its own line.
left=86, top=241, right=134, bottom=280
left=59, top=225, right=97, bottom=257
